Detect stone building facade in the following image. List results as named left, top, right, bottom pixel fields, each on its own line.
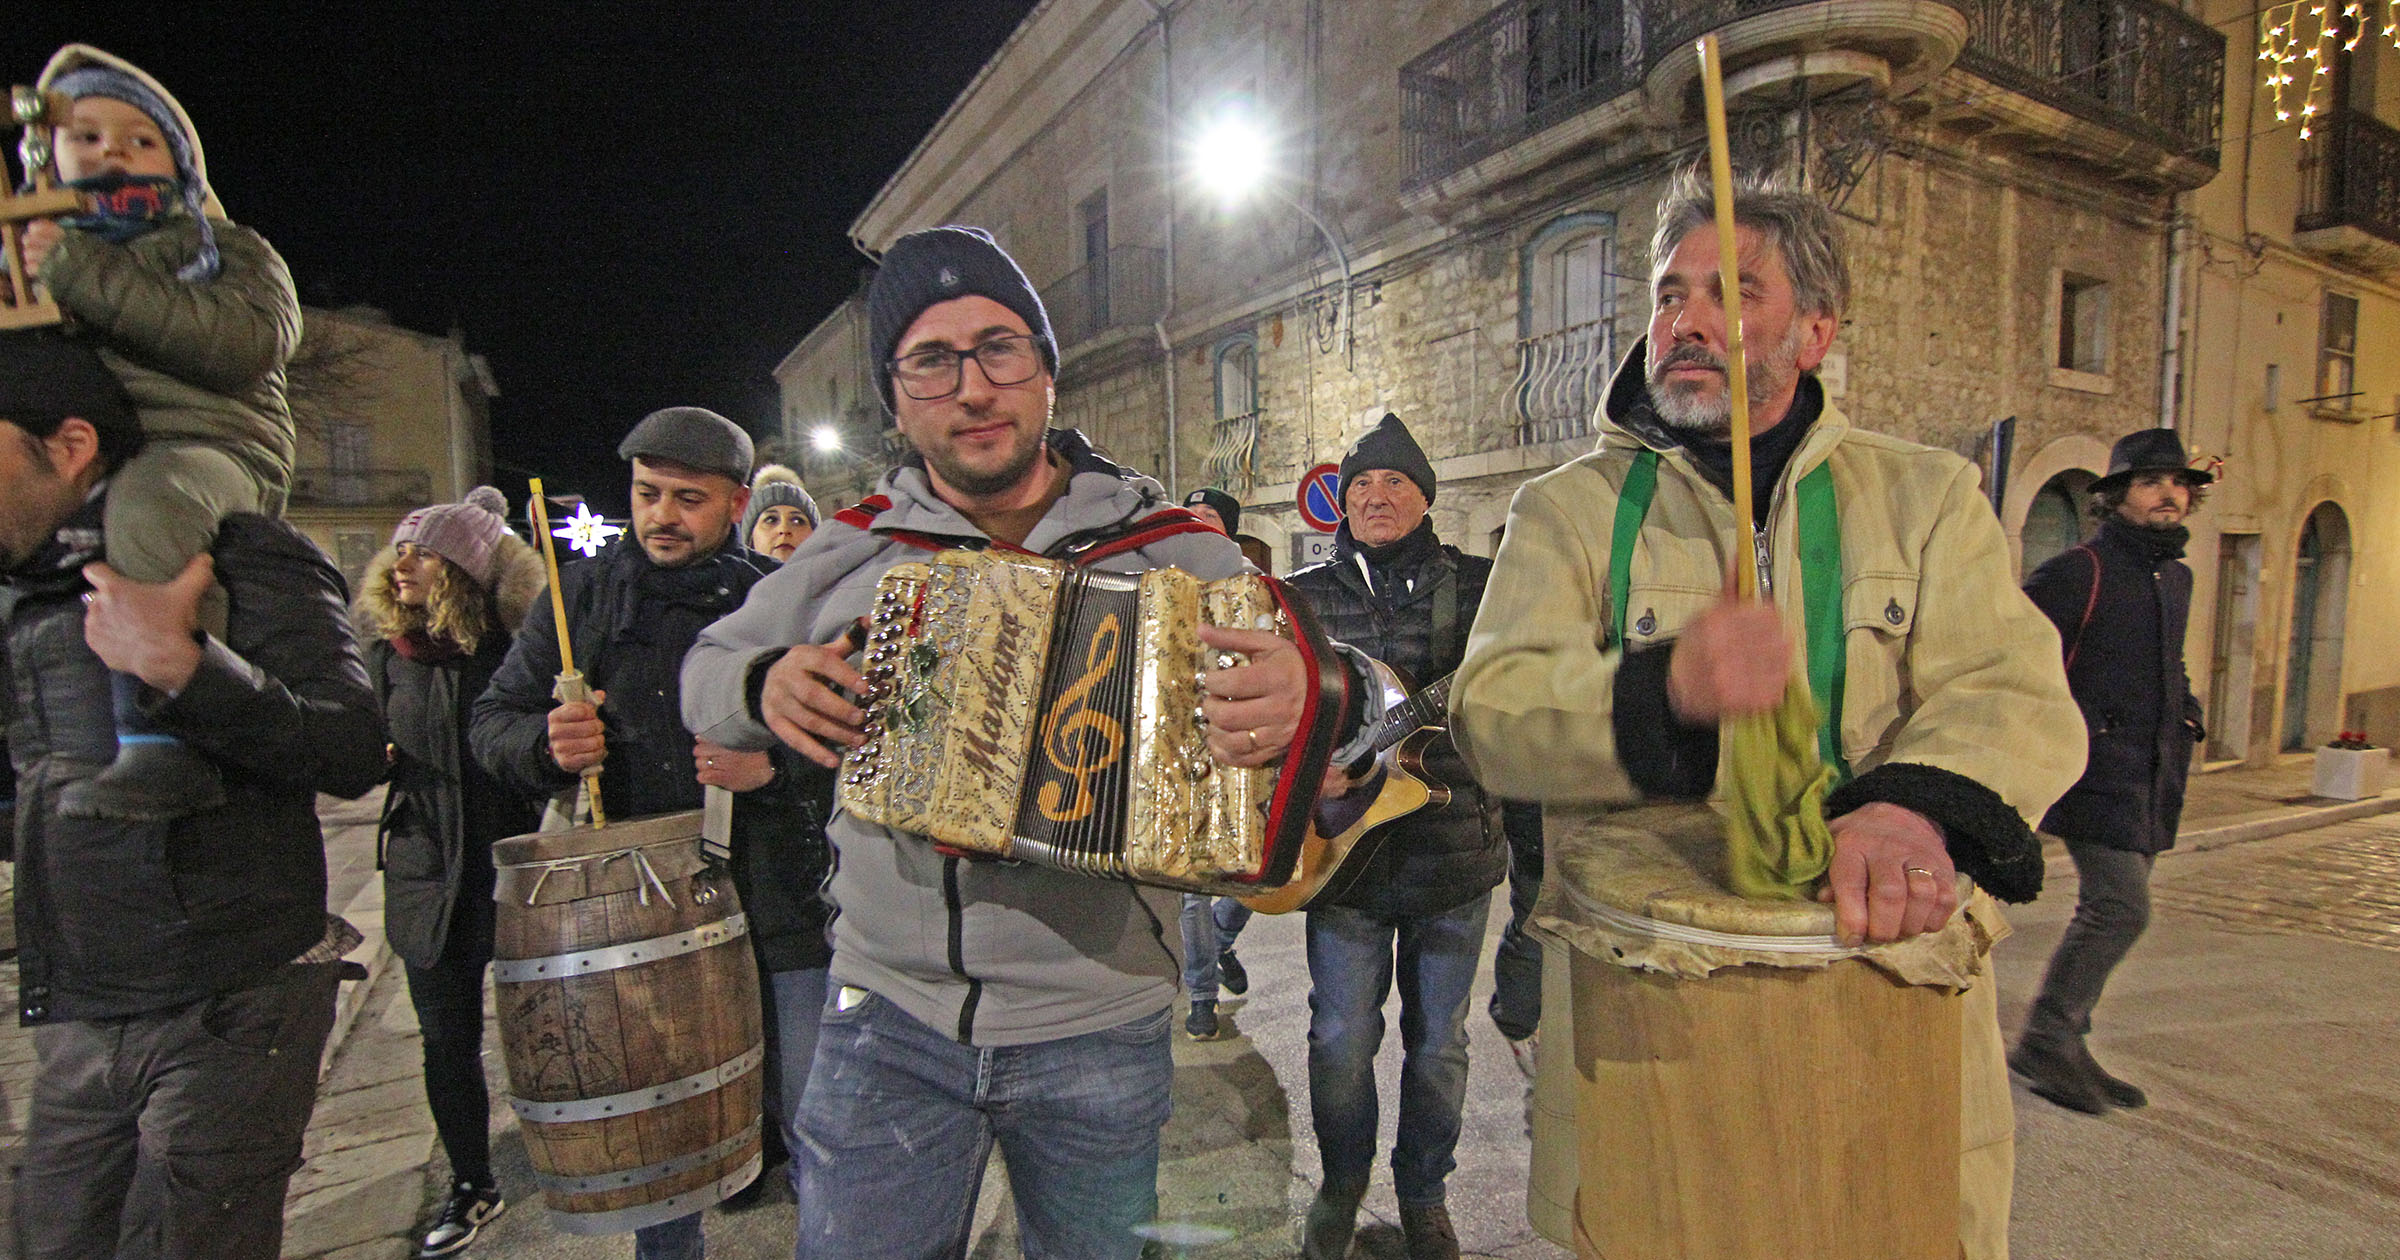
left=281, top=306, right=500, bottom=589
left=783, top=1, right=2398, bottom=760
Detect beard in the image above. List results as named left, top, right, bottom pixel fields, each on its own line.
left=924, top=421, right=1048, bottom=499
left=1647, top=324, right=1808, bottom=439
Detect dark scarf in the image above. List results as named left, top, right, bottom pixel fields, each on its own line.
left=1339, top=517, right=1441, bottom=596
left=1678, top=378, right=1824, bottom=526
left=391, top=627, right=467, bottom=664
left=2101, top=515, right=2189, bottom=564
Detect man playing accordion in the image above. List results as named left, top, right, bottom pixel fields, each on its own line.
left=682, top=226, right=1380, bottom=1260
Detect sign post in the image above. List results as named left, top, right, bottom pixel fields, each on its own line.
left=1297, top=463, right=1344, bottom=533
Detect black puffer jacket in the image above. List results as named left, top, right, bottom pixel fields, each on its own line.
left=1287, top=521, right=1505, bottom=917
left=2025, top=516, right=2202, bottom=854
left=5, top=510, right=384, bottom=1024
left=470, top=535, right=831, bottom=972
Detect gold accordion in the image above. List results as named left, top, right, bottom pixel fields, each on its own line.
left=837, top=547, right=1343, bottom=894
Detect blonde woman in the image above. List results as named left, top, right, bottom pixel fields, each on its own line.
left=358, top=487, right=544, bottom=1256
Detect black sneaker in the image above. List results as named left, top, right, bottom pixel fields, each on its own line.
left=1185, top=999, right=1222, bottom=1040
left=1216, top=948, right=1249, bottom=996
left=418, top=1180, right=504, bottom=1257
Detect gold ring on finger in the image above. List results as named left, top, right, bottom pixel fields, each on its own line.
left=1903, top=866, right=1935, bottom=879
left=1245, top=729, right=1260, bottom=750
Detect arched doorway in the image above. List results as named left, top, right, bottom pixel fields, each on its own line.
left=2282, top=503, right=2354, bottom=751
left=2020, top=470, right=2096, bottom=573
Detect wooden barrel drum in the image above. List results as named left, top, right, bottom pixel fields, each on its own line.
left=1535, top=804, right=1988, bottom=1260
left=492, top=811, right=763, bottom=1234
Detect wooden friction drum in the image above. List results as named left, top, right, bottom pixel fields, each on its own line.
left=492, top=811, right=763, bottom=1234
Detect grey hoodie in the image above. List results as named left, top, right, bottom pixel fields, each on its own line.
left=684, top=430, right=1377, bottom=1046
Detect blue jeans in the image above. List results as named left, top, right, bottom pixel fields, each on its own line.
left=793, top=989, right=1174, bottom=1259
left=766, top=967, right=829, bottom=1193
left=1305, top=894, right=1492, bottom=1205
left=1178, top=895, right=1254, bottom=1001
left=632, top=968, right=827, bottom=1260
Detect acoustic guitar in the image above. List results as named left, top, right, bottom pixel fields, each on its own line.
left=1241, top=673, right=1458, bottom=914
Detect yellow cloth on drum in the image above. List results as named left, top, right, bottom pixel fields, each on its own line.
left=1721, top=678, right=1835, bottom=900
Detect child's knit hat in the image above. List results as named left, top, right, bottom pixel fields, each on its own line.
left=38, top=45, right=221, bottom=282
left=392, top=487, right=513, bottom=592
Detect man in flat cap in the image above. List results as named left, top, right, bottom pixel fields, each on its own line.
left=2012, top=429, right=2212, bottom=1115
left=471, top=406, right=825, bottom=1260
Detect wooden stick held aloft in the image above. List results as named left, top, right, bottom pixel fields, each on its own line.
left=528, top=478, right=607, bottom=828
left=1696, top=35, right=1758, bottom=600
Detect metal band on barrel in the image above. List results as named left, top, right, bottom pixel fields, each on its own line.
left=510, top=1043, right=765, bottom=1124
left=533, top=1121, right=761, bottom=1195
left=541, top=1152, right=765, bottom=1236
left=491, top=913, right=749, bottom=982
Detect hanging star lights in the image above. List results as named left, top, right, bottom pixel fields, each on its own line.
left=2259, top=3, right=2400, bottom=139
left=551, top=501, right=625, bottom=557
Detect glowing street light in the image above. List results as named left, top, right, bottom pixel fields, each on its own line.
left=811, top=425, right=843, bottom=453
left=1192, top=108, right=1274, bottom=205
left=1190, top=103, right=1354, bottom=363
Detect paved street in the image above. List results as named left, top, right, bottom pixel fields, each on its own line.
left=1, top=760, right=2395, bottom=1258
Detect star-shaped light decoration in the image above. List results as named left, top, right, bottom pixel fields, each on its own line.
left=551, top=502, right=625, bottom=557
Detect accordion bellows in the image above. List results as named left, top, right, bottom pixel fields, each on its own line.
left=839, top=548, right=1339, bottom=894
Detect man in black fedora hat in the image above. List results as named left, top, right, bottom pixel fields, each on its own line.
left=2012, top=427, right=2212, bottom=1114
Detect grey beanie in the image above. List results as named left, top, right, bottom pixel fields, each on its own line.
left=1338, top=413, right=1437, bottom=507
left=741, top=464, right=819, bottom=541
left=49, top=64, right=219, bottom=283
left=616, top=407, right=754, bottom=485
left=392, top=486, right=511, bottom=590
left=866, top=226, right=1056, bottom=412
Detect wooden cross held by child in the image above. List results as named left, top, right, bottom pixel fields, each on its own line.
left=2, top=87, right=85, bottom=330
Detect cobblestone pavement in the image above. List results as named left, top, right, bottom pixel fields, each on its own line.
left=2148, top=816, right=2400, bottom=951
left=1, top=761, right=2394, bottom=1258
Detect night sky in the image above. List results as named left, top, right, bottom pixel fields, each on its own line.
left=3, top=2, right=1038, bottom=512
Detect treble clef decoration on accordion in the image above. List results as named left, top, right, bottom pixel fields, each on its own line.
left=838, top=547, right=1346, bottom=894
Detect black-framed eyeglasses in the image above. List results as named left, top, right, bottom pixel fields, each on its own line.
left=888, top=333, right=1048, bottom=401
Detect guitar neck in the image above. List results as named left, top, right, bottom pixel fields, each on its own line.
left=1369, top=674, right=1453, bottom=755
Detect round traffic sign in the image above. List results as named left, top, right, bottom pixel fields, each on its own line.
left=1298, top=463, right=1343, bottom=533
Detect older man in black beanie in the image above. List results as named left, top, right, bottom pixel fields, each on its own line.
left=683, top=224, right=1384, bottom=1259
left=2, top=332, right=384, bottom=1259
left=2011, top=428, right=2212, bottom=1116
left=1283, top=413, right=1538, bottom=1260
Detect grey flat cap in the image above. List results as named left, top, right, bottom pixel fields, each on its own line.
left=616, top=407, right=755, bottom=485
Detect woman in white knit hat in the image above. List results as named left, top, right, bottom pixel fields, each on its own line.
left=357, top=488, right=546, bottom=1257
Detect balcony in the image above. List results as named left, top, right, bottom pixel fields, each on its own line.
left=1399, top=0, right=2222, bottom=203
left=289, top=467, right=433, bottom=510
left=1202, top=410, right=1263, bottom=495
left=2297, top=109, right=2400, bottom=274
left=1401, top=0, right=1970, bottom=194
left=1513, top=321, right=1614, bottom=446
left=1039, top=245, right=1165, bottom=351
left=1943, top=0, right=2225, bottom=186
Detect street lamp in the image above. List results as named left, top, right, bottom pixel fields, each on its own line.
left=1192, top=105, right=1354, bottom=365
left=810, top=425, right=842, bottom=454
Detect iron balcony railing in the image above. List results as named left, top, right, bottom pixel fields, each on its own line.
left=289, top=466, right=433, bottom=509
left=1400, top=0, right=2224, bottom=186
left=1202, top=410, right=1263, bottom=495
left=2298, top=109, right=2400, bottom=249
left=1040, top=245, right=1166, bottom=349
left=1513, top=319, right=1614, bottom=446
left=1954, top=0, right=2224, bottom=166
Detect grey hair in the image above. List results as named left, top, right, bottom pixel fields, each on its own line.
left=1649, top=165, right=1850, bottom=320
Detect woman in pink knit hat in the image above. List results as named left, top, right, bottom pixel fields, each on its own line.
left=357, top=487, right=546, bottom=1256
